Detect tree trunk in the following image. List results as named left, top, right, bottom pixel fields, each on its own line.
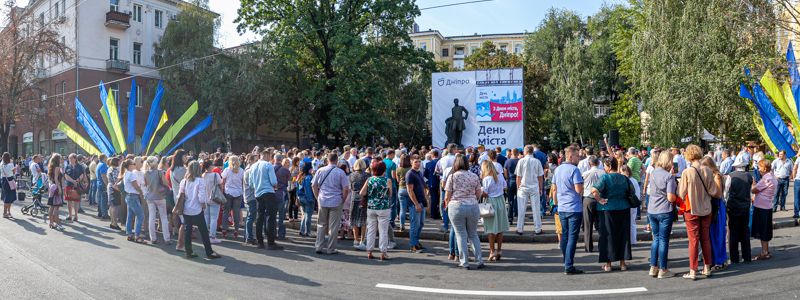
left=0, top=123, right=9, bottom=154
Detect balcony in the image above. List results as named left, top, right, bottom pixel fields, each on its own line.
left=453, top=54, right=466, bottom=59
left=106, top=59, right=130, bottom=73
left=105, top=11, right=130, bottom=29
left=34, top=68, right=49, bottom=79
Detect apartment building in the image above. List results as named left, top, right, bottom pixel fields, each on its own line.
left=409, top=25, right=526, bottom=69
left=12, top=0, right=215, bottom=156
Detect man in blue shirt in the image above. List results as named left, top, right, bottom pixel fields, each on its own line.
left=504, top=148, right=520, bottom=225
left=719, top=149, right=733, bottom=175
left=384, top=150, right=399, bottom=226
left=552, top=145, right=584, bottom=275
left=533, top=144, right=549, bottom=215
left=95, top=155, right=109, bottom=219
left=248, top=150, right=281, bottom=250
left=424, top=150, right=440, bottom=219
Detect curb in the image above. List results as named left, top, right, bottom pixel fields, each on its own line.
left=286, top=218, right=798, bottom=244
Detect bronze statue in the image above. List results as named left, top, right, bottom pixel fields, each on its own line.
left=445, top=98, right=468, bottom=147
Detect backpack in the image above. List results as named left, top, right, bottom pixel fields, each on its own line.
left=297, top=175, right=315, bottom=205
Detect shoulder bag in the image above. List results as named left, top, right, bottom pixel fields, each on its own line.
left=211, top=173, right=227, bottom=205
left=625, top=177, right=641, bottom=208
left=691, top=166, right=719, bottom=217
left=479, top=201, right=495, bottom=217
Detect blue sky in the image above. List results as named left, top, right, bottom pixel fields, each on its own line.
left=2, top=0, right=617, bottom=48
left=415, top=0, right=617, bottom=36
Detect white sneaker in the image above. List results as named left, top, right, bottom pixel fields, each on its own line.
left=388, top=241, right=397, bottom=249
left=210, top=238, right=221, bottom=244
left=355, top=243, right=366, bottom=251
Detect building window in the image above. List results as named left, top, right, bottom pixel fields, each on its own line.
left=109, top=38, right=119, bottom=60
left=419, top=42, right=427, bottom=51
left=60, top=81, right=67, bottom=103
left=110, top=83, right=120, bottom=102
left=468, top=46, right=477, bottom=55
left=499, top=43, right=508, bottom=52
left=441, top=48, right=449, bottom=57
left=110, top=0, right=119, bottom=12
left=155, top=10, right=163, bottom=28
left=455, top=47, right=465, bottom=56
left=62, top=0, right=66, bottom=15
left=136, top=85, right=143, bottom=107
left=39, top=13, right=45, bottom=27
left=133, top=43, right=141, bottom=65
left=514, top=44, right=522, bottom=54
left=133, top=4, right=142, bottom=22
left=594, top=104, right=610, bottom=117
left=54, top=2, right=59, bottom=17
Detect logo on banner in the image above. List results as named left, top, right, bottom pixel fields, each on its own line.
left=476, top=80, right=523, bottom=122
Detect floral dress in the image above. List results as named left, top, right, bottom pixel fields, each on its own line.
left=366, top=176, right=390, bottom=210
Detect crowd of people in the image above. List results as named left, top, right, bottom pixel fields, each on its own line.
left=0, top=139, right=782, bottom=277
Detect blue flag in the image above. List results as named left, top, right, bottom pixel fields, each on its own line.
left=140, top=81, right=164, bottom=154
left=75, top=98, right=114, bottom=156
left=127, top=78, right=137, bottom=147
left=165, top=115, right=213, bottom=156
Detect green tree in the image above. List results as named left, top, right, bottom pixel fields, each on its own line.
left=547, top=38, right=596, bottom=144
left=606, top=94, right=641, bottom=146
left=616, top=0, right=779, bottom=146
left=236, top=0, right=434, bottom=146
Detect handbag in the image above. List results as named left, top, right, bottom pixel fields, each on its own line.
left=172, top=191, right=187, bottom=215
left=626, top=179, right=641, bottom=208
left=211, top=173, right=227, bottom=205
left=479, top=201, right=495, bottom=218
left=7, top=178, right=16, bottom=190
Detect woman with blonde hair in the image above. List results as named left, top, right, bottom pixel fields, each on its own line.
left=349, top=158, right=369, bottom=249
left=646, top=151, right=677, bottom=278
left=221, top=155, right=244, bottom=239
left=144, top=156, right=171, bottom=244
left=120, top=159, right=146, bottom=243
left=677, top=144, right=722, bottom=280
left=481, top=159, right=508, bottom=261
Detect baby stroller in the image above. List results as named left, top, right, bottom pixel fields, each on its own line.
left=20, top=176, right=48, bottom=219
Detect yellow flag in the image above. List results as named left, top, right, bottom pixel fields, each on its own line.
left=57, top=121, right=101, bottom=155
left=151, top=101, right=199, bottom=155
left=781, top=82, right=800, bottom=142
left=100, top=108, right=121, bottom=154
left=761, top=71, right=800, bottom=139
left=145, top=111, right=169, bottom=155
left=105, top=91, right=127, bottom=153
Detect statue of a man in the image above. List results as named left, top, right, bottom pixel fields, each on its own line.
left=446, top=98, right=468, bottom=147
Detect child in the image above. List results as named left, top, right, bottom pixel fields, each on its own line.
left=751, top=159, right=776, bottom=260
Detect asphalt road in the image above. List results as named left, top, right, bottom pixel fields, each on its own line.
left=1, top=201, right=799, bottom=300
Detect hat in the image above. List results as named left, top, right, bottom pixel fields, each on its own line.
left=732, top=152, right=749, bottom=168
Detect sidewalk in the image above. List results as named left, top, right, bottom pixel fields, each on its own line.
left=289, top=202, right=800, bottom=244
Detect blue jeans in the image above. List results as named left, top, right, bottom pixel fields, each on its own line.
left=648, top=212, right=674, bottom=270
left=408, top=203, right=426, bottom=247
left=449, top=202, right=482, bottom=267
left=88, top=178, right=97, bottom=204
left=203, top=203, right=221, bottom=239
left=389, top=181, right=398, bottom=227
left=795, top=180, right=800, bottom=218
left=300, top=202, right=315, bottom=235
left=125, top=194, right=144, bottom=237
left=398, top=189, right=410, bottom=228
left=276, top=191, right=288, bottom=238
left=96, top=182, right=108, bottom=218
left=449, top=225, right=458, bottom=255
left=541, top=188, right=549, bottom=215
left=440, top=190, right=450, bottom=229
left=507, top=179, right=517, bottom=222
left=774, top=177, right=789, bottom=210
left=559, top=212, right=583, bottom=271
left=244, top=200, right=257, bottom=240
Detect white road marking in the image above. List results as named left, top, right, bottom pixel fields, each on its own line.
left=376, top=283, right=648, bottom=297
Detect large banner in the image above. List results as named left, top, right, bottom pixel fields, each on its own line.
left=432, top=68, right=524, bottom=149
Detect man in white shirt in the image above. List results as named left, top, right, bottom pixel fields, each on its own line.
left=771, top=150, right=793, bottom=211
left=515, top=145, right=545, bottom=235
left=436, top=144, right=457, bottom=231
left=581, top=156, right=605, bottom=252
left=347, top=148, right=358, bottom=168
left=671, top=147, right=687, bottom=178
